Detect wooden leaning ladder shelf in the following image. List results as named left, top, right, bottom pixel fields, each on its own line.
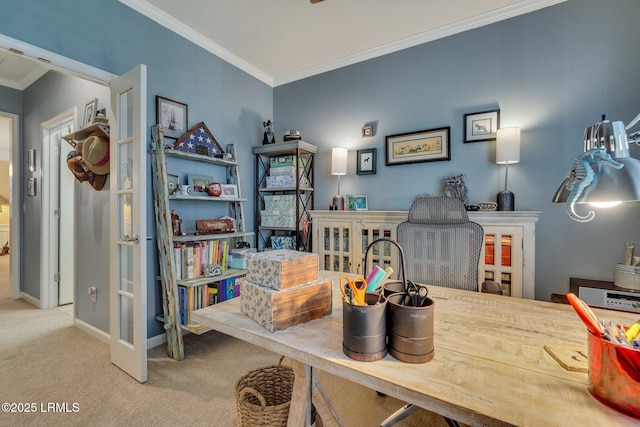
left=150, top=125, right=251, bottom=360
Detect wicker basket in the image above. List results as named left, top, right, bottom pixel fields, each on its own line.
left=235, top=357, right=294, bottom=426
left=614, top=263, right=640, bottom=290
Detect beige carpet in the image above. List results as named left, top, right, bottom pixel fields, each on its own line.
left=0, top=255, right=448, bottom=426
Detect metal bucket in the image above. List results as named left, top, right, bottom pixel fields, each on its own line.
left=382, top=280, right=405, bottom=298
left=342, top=293, right=387, bottom=362
left=588, top=329, right=640, bottom=418
left=386, top=292, right=434, bottom=364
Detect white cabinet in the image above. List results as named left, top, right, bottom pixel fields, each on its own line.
left=309, top=210, right=540, bottom=299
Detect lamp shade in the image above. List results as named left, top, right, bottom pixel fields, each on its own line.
left=331, top=147, right=348, bottom=175
left=496, top=127, right=521, bottom=165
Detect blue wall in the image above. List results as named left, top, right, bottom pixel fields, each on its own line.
left=274, top=0, right=640, bottom=301
left=1, top=0, right=273, bottom=337
left=2, top=0, right=639, bottom=341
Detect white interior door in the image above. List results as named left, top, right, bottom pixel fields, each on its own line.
left=41, top=112, right=75, bottom=308
left=110, top=64, right=147, bottom=383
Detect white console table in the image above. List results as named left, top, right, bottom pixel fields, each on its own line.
left=309, top=210, right=541, bottom=299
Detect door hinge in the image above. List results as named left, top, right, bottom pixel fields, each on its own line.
left=53, top=272, right=60, bottom=282
left=54, top=209, right=61, bottom=218
left=53, top=140, right=61, bottom=157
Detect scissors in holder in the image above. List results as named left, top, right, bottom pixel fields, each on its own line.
left=406, top=281, right=429, bottom=307
left=340, top=276, right=368, bottom=305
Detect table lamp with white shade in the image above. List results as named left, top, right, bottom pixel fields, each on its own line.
left=331, top=147, right=347, bottom=210
left=496, top=127, right=521, bottom=211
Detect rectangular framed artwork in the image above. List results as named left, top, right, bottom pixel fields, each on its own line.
left=220, top=184, right=238, bottom=198
left=356, top=148, right=377, bottom=175
left=385, top=127, right=450, bottom=166
left=346, top=195, right=368, bottom=211
left=82, top=98, right=98, bottom=128
left=464, top=109, right=500, bottom=143
left=156, top=95, right=188, bottom=139
left=187, top=174, right=213, bottom=193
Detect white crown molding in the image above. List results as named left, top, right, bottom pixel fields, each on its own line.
left=120, top=0, right=274, bottom=87
left=273, top=0, right=567, bottom=86
left=120, top=0, right=565, bottom=88
left=0, top=34, right=117, bottom=86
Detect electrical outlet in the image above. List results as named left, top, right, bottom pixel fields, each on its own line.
left=88, top=286, right=97, bottom=303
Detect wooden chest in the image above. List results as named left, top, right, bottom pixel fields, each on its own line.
left=240, top=278, right=332, bottom=332
left=245, top=250, right=318, bottom=290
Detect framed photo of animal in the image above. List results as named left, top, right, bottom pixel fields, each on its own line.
left=464, top=109, right=500, bottom=143
left=385, top=127, right=450, bottom=166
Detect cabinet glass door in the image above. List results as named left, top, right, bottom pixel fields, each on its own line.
left=320, top=220, right=352, bottom=273
left=357, top=222, right=398, bottom=278
left=480, top=226, right=523, bottom=297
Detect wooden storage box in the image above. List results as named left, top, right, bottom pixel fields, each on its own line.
left=246, top=250, right=318, bottom=290
left=240, top=278, right=332, bottom=332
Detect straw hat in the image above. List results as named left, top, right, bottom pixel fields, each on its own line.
left=82, top=131, right=110, bottom=175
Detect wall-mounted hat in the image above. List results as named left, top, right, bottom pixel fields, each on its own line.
left=82, top=131, right=110, bottom=175
left=67, top=153, right=106, bottom=191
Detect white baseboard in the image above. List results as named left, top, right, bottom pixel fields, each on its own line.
left=20, top=292, right=40, bottom=307
left=74, top=318, right=110, bottom=345
left=147, top=332, right=167, bottom=350
left=73, top=318, right=167, bottom=351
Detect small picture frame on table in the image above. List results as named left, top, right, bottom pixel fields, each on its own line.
left=346, top=195, right=368, bottom=211
left=356, top=148, right=376, bottom=175
left=220, top=184, right=238, bottom=198
left=156, top=95, right=188, bottom=139
left=188, top=174, right=213, bottom=193
left=463, top=109, right=500, bottom=143
left=82, top=98, right=98, bottom=128
left=167, top=174, right=180, bottom=195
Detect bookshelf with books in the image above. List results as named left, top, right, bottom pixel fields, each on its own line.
left=151, top=125, right=253, bottom=361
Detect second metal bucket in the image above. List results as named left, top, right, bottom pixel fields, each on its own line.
left=386, top=292, right=435, bottom=364
left=342, top=293, right=388, bottom=362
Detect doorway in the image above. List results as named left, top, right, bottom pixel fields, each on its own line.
left=41, top=112, right=75, bottom=308
left=0, top=112, right=19, bottom=300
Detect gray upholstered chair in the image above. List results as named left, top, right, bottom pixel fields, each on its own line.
left=380, top=195, right=485, bottom=427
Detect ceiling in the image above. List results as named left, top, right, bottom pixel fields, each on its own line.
left=0, top=0, right=565, bottom=90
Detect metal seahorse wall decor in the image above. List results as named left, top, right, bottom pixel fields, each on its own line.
left=565, top=148, right=623, bottom=222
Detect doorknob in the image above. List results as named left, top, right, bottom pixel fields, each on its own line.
left=118, top=234, right=139, bottom=244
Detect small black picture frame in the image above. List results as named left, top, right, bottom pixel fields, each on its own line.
left=356, top=148, right=377, bottom=175
left=464, top=109, right=500, bottom=143
left=156, top=95, right=188, bottom=139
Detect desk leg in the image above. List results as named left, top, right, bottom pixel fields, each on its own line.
left=288, top=360, right=312, bottom=427
left=312, top=376, right=345, bottom=427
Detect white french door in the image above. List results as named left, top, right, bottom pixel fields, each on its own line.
left=110, top=65, right=148, bottom=383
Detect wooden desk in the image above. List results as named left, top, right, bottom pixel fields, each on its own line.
left=192, top=271, right=639, bottom=427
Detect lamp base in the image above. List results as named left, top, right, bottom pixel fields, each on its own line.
left=497, top=191, right=515, bottom=211
left=332, top=194, right=345, bottom=210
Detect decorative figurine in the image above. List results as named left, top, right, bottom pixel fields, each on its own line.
left=207, top=182, right=222, bottom=197
left=262, top=120, right=275, bottom=145
left=442, top=174, right=469, bottom=206
left=171, top=209, right=183, bottom=236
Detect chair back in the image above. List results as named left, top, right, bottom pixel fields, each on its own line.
left=397, top=196, right=483, bottom=291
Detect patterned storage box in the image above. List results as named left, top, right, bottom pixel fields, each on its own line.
left=269, top=155, right=307, bottom=169
left=270, top=236, right=296, bottom=250
left=240, top=278, right=332, bottom=332
left=246, top=249, right=318, bottom=290
left=260, top=210, right=296, bottom=228
left=264, top=194, right=295, bottom=211
left=269, top=165, right=301, bottom=176
left=266, top=173, right=311, bottom=188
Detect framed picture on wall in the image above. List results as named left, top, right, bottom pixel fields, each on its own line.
left=463, top=109, right=500, bottom=143
left=357, top=148, right=376, bottom=175
left=385, top=127, right=450, bottom=166
left=156, top=95, right=188, bottom=139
